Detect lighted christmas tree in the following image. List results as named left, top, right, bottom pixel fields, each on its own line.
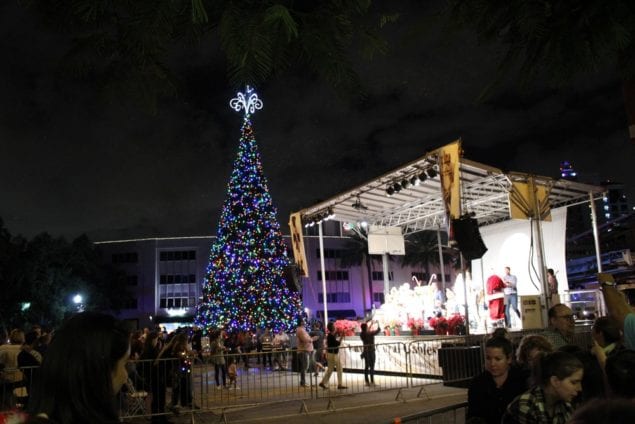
left=195, top=87, right=302, bottom=333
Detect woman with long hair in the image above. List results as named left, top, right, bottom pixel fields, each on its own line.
left=502, top=351, right=584, bottom=423
left=26, top=312, right=131, bottom=423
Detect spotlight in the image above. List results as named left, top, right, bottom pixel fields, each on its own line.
left=426, top=167, right=437, bottom=178
left=401, top=179, right=410, bottom=189
left=386, top=186, right=395, bottom=196
left=410, top=176, right=419, bottom=186
left=393, top=183, right=402, bottom=192
left=418, top=172, right=427, bottom=183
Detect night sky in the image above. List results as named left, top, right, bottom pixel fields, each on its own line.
left=1, top=2, right=632, bottom=241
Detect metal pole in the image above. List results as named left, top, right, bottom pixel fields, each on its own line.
left=460, top=254, right=470, bottom=336
left=528, top=177, right=549, bottom=323
left=437, top=226, right=446, bottom=293
left=382, top=253, right=390, bottom=302
left=318, top=222, right=328, bottom=326
left=589, top=192, right=603, bottom=273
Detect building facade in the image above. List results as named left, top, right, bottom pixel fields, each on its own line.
left=96, top=221, right=454, bottom=329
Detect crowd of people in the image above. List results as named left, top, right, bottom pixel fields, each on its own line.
left=466, top=281, right=635, bottom=424
left=0, top=313, right=388, bottom=423
left=2, top=276, right=634, bottom=423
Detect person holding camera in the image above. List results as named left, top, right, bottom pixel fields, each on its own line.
left=318, top=322, right=346, bottom=390
left=360, top=319, right=381, bottom=386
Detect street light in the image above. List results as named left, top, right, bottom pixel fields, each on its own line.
left=73, top=294, right=85, bottom=312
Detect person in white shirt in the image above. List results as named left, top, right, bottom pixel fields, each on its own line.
left=502, top=267, right=521, bottom=328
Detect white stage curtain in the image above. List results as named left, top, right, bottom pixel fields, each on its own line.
left=471, top=207, right=568, bottom=296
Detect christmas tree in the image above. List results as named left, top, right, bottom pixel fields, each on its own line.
left=195, top=87, right=302, bottom=333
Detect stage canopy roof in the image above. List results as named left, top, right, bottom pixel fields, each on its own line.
left=294, top=142, right=605, bottom=235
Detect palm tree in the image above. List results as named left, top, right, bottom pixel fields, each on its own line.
left=23, top=0, right=391, bottom=111
left=446, top=0, right=635, bottom=141
left=339, top=227, right=379, bottom=311
left=402, top=230, right=456, bottom=287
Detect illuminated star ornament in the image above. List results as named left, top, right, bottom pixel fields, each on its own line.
left=229, top=85, right=263, bottom=116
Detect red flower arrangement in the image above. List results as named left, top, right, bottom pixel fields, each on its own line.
left=407, top=317, right=425, bottom=334
left=333, top=319, right=359, bottom=336
left=428, top=314, right=449, bottom=335
left=447, top=313, right=466, bottom=335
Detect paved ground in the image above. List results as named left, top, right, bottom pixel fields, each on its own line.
left=127, top=383, right=467, bottom=424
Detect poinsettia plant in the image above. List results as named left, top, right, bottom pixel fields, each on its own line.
left=407, top=317, right=425, bottom=331
left=333, top=319, right=359, bottom=336
left=447, top=313, right=466, bottom=335
left=428, top=314, right=449, bottom=335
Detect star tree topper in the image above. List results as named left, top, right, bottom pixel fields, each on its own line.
left=229, top=85, right=263, bottom=116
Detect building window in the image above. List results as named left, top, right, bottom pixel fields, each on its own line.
left=372, top=271, right=393, bottom=281
left=314, top=248, right=343, bottom=259
left=317, top=292, right=351, bottom=303
left=126, top=275, right=138, bottom=286
left=316, top=270, right=349, bottom=280
left=159, top=274, right=196, bottom=284
left=373, top=292, right=385, bottom=304
left=112, top=252, right=138, bottom=263
left=159, top=297, right=192, bottom=308
left=159, top=250, right=196, bottom=261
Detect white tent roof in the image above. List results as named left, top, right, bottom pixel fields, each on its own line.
left=295, top=149, right=605, bottom=235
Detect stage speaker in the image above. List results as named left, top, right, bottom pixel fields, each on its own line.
left=283, top=264, right=301, bottom=292
left=452, top=215, right=488, bottom=261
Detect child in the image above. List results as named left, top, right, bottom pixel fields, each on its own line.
left=227, top=358, right=238, bottom=389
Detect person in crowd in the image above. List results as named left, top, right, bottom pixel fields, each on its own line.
left=259, top=328, right=273, bottom=369
left=318, top=322, right=346, bottom=390
left=0, top=329, right=26, bottom=385
left=226, top=358, right=238, bottom=390
left=34, top=333, right=51, bottom=357
left=237, top=330, right=251, bottom=369
left=309, top=321, right=325, bottom=376
left=467, top=336, right=527, bottom=424
left=558, top=345, right=606, bottom=406
left=547, top=268, right=559, bottom=306
left=502, top=351, right=584, bottom=423
left=140, top=331, right=172, bottom=424
left=254, top=328, right=263, bottom=365
left=502, top=266, right=521, bottom=328
left=486, top=273, right=505, bottom=325
left=568, top=398, right=635, bottom=424
left=490, top=327, right=511, bottom=340
left=590, top=316, right=624, bottom=369
left=599, top=280, right=635, bottom=350
left=515, top=334, right=553, bottom=385
left=25, top=312, right=131, bottom=423
left=16, top=331, right=43, bottom=407
left=190, top=327, right=203, bottom=362
left=210, top=329, right=227, bottom=389
left=604, top=349, right=635, bottom=399
left=360, top=319, right=381, bottom=386
left=542, top=304, right=576, bottom=349
left=272, top=329, right=289, bottom=371
left=295, top=318, right=316, bottom=387
left=167, top=333, right=195, bottom=410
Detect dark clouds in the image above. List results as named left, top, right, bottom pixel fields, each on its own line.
left=1, top=2, right=632, bottom=241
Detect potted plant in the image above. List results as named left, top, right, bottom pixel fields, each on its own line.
left=407, top=317, right=425, bottom=335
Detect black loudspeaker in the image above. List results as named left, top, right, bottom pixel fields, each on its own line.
left=452, top=215, right=488, bottom=261
left=282, top=264, right=301, bottom=292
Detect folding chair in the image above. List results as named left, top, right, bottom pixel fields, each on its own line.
left=123, top=378, right=149, bottom=416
